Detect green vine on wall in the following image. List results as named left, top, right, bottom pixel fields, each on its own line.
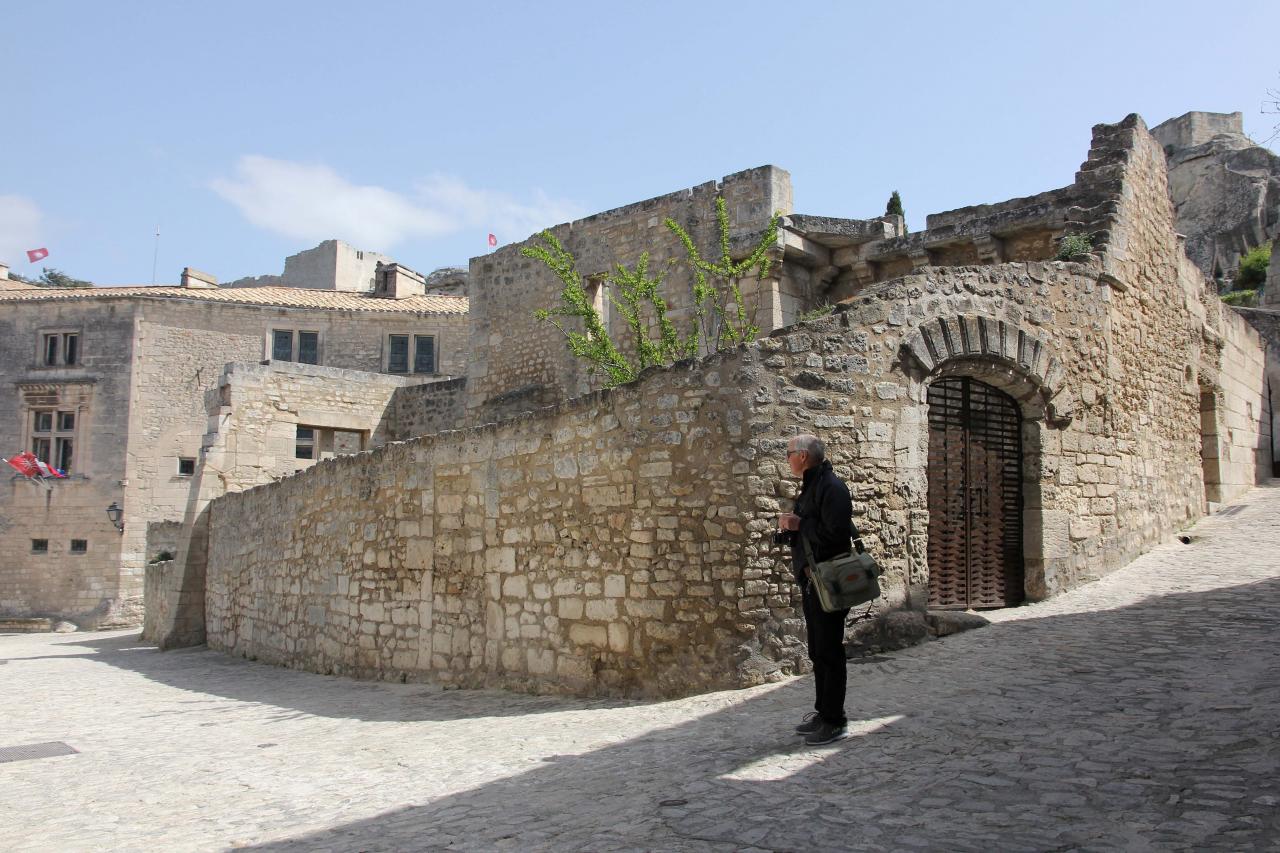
left=523, top=196, right=780, bottom=388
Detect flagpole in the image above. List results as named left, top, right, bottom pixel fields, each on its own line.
left=150, top=226, right=160, bottom=285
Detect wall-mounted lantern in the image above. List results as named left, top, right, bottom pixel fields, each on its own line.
left=105, top=501, right=124, bottom=534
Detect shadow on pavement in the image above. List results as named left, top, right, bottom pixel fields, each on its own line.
left=225, top=575, right=1280, bottom=851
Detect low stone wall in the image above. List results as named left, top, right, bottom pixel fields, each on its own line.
left=205, top=357, right=811, bottom=697
left=1207, top=310, right=1270, bottom=503
left=141, top=560, right=175, bottom=642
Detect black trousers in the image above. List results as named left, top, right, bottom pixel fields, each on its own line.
left=802, top=583, right=849, bottom=726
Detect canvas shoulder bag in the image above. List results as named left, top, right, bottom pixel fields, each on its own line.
left=800, top=526, right=883, bottom=613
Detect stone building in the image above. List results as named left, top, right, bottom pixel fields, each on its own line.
left=0, top=257, right=468, bottom=628
left=151, top=113, right=1271, bottom=697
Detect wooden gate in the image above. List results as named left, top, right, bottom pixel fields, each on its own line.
left=926, top=377, right=1025, bottom=609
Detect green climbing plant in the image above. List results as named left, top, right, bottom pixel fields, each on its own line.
left=665, top=195, right=779, bottom=353
left=523, top=195, right=780, bottom=388
left=525, top=231, right=636, bottom=387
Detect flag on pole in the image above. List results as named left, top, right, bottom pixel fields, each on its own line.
left=487, top=233, right=497, bottom=248
left=26, top=248, right=49, bottom=263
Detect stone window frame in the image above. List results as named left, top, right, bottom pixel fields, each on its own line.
left=30, top=406, right=77, bottom=473
left=36, top=328, right=82, bottom=368
left=267, top=328, right=322, bottom=365
left=18, top=382, right=94, bottom=479
left=69, top=539, right=87, bottom=554
left=31, top=539, right=48, bottom=554
left=177, top=457, right=196, bottom=477
left=294, top=424, right=366, bottom=462
left=384, top=333, right=438, bottom=375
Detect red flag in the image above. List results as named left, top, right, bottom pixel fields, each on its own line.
left=26, top=248, right=49, bottom=263
left=487, top=233, right=497, bottom=248
left=5, top=451, right=40, bottom=478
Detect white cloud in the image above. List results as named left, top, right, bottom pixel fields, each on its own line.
left=415, top=175, right=582, bottom=243
left=0, top=195, right=45, bottom=267
left=210, top=156, right=581, bottom=251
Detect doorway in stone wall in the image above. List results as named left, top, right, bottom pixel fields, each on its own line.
left=926, top=377, right=1025, bottom=609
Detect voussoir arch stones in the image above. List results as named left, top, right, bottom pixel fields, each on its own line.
left=902, top=314, right=1075, bottom=424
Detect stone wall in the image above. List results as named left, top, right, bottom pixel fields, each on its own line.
left=206, top=365, right=795, bottom=697
left=388, top=378, right=468, bottom=440
left=465, top=166, right=792, bottom=421
left=141, top=559, right=174, bottom=642
left=197, top=113, right=1272, bottom=697
left=201, top=362, right=430, bottom=489
left=1204, top=310, right=1270, bottom=503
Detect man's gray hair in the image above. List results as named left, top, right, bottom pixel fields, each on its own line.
left=793, top=433, right=826, bottom=463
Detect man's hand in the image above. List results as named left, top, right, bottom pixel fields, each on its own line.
left=778, top=512, right=801, bottom=532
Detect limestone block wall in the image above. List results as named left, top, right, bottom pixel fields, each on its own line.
left=0, top=299, right=136, bottom=626
left=128, top=299, right=469, bottom=569
left=1205, top=310, right=1269, bottom=503
left=203, top=258, right=1248, bottom=696
left=206, top=364, right=798, bottom=697
left=387, top=378, right=468, bottom=440
left=201, top=362, right=428, bottom=491
left=465, top=166, right=791, bottom=420
left=141, top=559, right=174, bottom=642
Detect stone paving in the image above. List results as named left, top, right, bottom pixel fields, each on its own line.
left=3, top=484, right=1280, bottom=852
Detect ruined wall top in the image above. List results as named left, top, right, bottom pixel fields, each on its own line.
left=224, top=240, right=395, bottom=292
left=1151, top=111, right=1245, bottom=152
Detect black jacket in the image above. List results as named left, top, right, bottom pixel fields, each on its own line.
left=775, top=460, right=855, bottom=584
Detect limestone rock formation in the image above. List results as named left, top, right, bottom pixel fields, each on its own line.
left=1263, top=241, right=1280, bottom=307
left=424, top=266, right=468, bottom=296
left=1153, top=111, right=1280, bottom=285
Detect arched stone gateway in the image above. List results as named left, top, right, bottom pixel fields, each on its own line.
left=903, top=313, right=1074, bottom=607
left=926, top=377, right=1024, bottom=608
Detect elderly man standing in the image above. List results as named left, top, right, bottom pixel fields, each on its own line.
left=775, top=433, right=853, bottom=745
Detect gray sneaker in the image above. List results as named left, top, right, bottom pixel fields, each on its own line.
left=803, top=721, right=849, bottom=746
left=794, top=712, right=822, bottom=736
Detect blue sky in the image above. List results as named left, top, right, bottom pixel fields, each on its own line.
left=2, top=1, right=1275, bottom=284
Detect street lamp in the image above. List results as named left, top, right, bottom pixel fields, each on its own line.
left=105, top=501, right=124, bottom=534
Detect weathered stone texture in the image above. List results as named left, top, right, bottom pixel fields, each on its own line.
left=388, top=378, right=468, bottom=440
left=1151, top=111, right=1280, bottom=282
left=200, top=113, right=1271, bottom=697
left=0, top=286, right=468, bottom=628
left=465, top=166, right=792, bottom=421
left=207, top=368, right=791, bottom=697
left=0, top=300, right=136, bottom=627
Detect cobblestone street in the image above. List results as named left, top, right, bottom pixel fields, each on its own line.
left=4, top=484, right=1279, bottom=852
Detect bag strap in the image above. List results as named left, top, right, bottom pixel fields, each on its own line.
left=799, top=530, right=819, bottom=576
left=799, top=520, right=865, bottom=560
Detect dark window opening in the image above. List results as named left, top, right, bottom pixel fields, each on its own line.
left=57, top=412, right=75, bottom=431
left=70, top=539, right=87, bottom=554
left=55, top=438, right=73, bottom=473
left=44, top=334, right=58, bottom=365
left=34, top=411, right=52, bottom=433
left=295, top=426, right=315, bottom=460
left=388, top=335, right=410, bottom=373
left=413, top=335, right=436, bottom=374
left=298, top=331, right=319, bottom=365
left=63, top=334, right=78, bottom=365
left=31, top=539, right=48, bottom=554
left=177, top=457, right=196, bottom=476
left=32, top=437, right=51, bottom=463
left=272, top=330, right=293, bottom=361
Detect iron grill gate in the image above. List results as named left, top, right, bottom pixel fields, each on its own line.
left=926, top=377, right=1025, bottom=609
